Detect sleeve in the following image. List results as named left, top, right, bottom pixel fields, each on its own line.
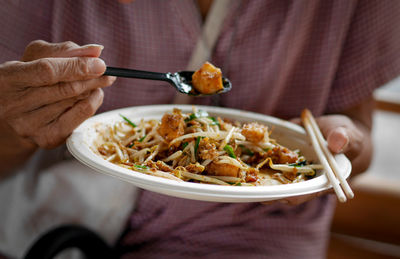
left=327, top=0, right=400, bottom=113
left=0, top=0, right=53, bottom=62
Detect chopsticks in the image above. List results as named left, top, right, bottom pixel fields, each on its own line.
left=301, top=109, right=354, bottom=202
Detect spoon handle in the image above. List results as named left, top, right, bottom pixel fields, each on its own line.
left=104, top=66, right=170, bottom=81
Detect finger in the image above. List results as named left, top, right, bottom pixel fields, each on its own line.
left=327, top=126, right=363, bottom=160
left=36, top=88, right=104, bottom=149
left=289, top=118, right=301, bottom=125
left=4, top=57, right=106, bottom=87
left=326, top=126, right=349, bottom=153
left=315, top=115, right=363, bottom=159
left=284, top=192, right=321, bottom=205
left=261, top=190, right=332, bottom=206
left=283, top=190, right=332, bottom=206
left=19, top=76, right=116, bottom=112
left=22, top=40, right=104, bottom=61
left=10, top=91, right=93, bottom=138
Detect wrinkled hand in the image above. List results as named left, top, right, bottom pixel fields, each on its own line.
left=265, top=114, right=366, bottom=206
left=0, top=40, right=115, bottom=172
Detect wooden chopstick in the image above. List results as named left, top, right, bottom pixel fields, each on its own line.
left=301, top=109, right=353, bottom=202
left=303, top=109, right=354, bottom=199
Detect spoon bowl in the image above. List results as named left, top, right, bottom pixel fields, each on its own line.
left=104, top=67, right=232, bottom=96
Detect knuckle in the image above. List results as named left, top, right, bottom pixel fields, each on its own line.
left=64, top=58, right=88, bottom=79
left=58, top=81, right=84, bottom=97
left=23, top=40, right=48, bottom=61
left=57, top=41, right=79, bottom=52
left=62, top=41, right=77, bottom=49
left=76, top=100, right=95, bottom=117
left=75, top=92, right=101, bottom=118
left=76, top=90, right=91, bottom=100
left=0, top=61, right=22, bottom=80
left=25, top=40, right=47, bottom=52
left=36, top=58, right=57, bottom=84
left=2, top=60, right=21, bottom=68
left=75, top=57, right=91, bottom=76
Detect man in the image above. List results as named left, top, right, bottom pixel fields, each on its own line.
left=0, top=1, right=399, bottom=258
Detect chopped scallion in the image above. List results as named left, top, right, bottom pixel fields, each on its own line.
left=239, top=144, right=254, bottom=156
left=288, top=160, right=307, bottom=167
left=133, top=164, right=149, bottom=170
left=194, top=136, right=202, bottom=158
left=208, top=116, right=220, bottom=128
left=224, top=144, right=236, bottom=158
left=120, top=114, right=137, bottom=128
left=139, top=135, right=146, bottom=142
left=184, top=110, right=209, bottom=122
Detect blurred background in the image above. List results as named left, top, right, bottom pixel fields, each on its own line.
left=327, top=77, right=400, bottom=259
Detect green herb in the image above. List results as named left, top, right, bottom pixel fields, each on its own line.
left=263, top=148, right=271, bottom=152
left=184, top=110, right=209, bottom=122
left=128, top=142, right=134, bottom=148
left=208, top=116, right=221, bottom=128
left=134, top=164, right=149, bottom=170
left=239, top=144, right=254, bottom=156
left=224, top=144, right=237, bottom=158
left=194, top=136, right=202, bottom=158
left=228, top=182, right=242, bottom=186
left=288, top=160, right=307, bottom=167
left=182, top=142, right=189, bottom=149
left=120, top=114, right=137, bottom=128
left=139, top=135, right=146, bottom=142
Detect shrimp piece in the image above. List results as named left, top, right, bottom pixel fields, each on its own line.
left=241, top=122, right=269, bottom=143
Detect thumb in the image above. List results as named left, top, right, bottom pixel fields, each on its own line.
left=22, top=40, right=104, bottom=61
left=326, top=126, right=349, bottom=154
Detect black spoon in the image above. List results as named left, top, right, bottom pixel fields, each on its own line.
left=103, top=66, right=232, bottom=96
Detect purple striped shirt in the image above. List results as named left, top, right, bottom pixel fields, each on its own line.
left=1, top=0, right=399, bottom=258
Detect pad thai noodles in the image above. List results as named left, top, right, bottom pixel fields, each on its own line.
left=95, top=108, right=322, bottom=186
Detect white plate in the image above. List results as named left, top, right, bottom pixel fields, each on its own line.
left=66, top=105, right=351, bottom=203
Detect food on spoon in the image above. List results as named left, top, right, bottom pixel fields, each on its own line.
left=192, top=62, right=224, bottom=94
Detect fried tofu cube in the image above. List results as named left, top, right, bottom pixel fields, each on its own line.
left=158, top=109, right=185, bottom=142
left=206, top=161, right=240, bottom=177
left=192, top=62, right=224, bottom=94
left=241, top=123, right=269, bottom=143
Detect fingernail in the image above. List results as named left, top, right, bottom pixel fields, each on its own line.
left=89, top=58, right=106, bottom=74
left=337, top=136, right=349, bottom=153
left=328, top=127, right=349, bottom=153
left=108, top=76, right=117, bottom=83
left=82, top=44, right=104, bottom=50
left=336, top=128, right=349, bottom=153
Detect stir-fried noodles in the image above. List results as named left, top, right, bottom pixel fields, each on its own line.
left=95, top=108, right=322, bottom=186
